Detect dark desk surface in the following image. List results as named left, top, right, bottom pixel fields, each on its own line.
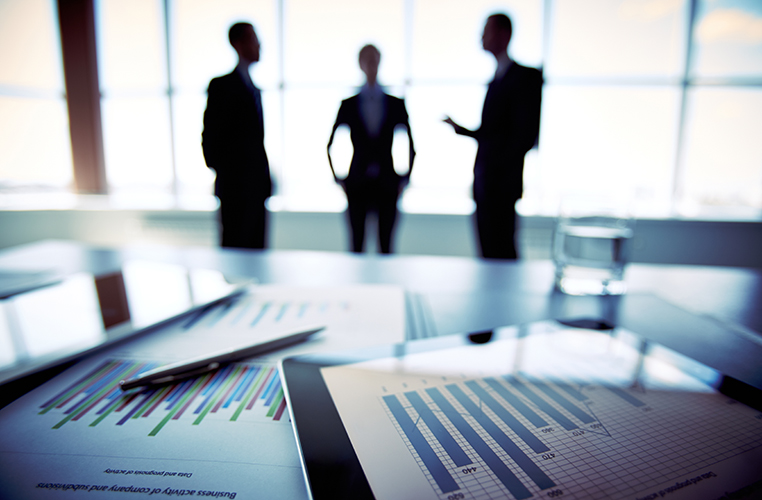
left=1, top=240, right=761, bottom=392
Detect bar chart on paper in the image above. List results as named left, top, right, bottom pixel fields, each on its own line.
left=38, top=359, right=288, bottom=436
left=0, top=285, right=408, bottom=499
left=322, top=357, right=762, bottom=500
left=376, top=375, right=762, bottom=500
left=112, top=284, right=408, bottom=363
left=182, top=292, right=349, bottom=331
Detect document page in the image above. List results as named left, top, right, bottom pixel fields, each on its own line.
left=0, top=284, right=407, bottom=499
left=321, top=323, right=762, bottom=500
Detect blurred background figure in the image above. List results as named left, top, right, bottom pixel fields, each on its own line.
left=202, top=22, right=273, bottom=249
left=445, top=13, right=542, bottom=260
left=327, top=44, right=415, bottom=254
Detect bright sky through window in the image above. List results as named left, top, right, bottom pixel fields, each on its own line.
left=0, top=0, right=72, bottom=190
left=1, top=0, right=760, bottom=216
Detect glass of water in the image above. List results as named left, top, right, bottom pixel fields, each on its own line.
left=552, top=198, right=634, bottom=295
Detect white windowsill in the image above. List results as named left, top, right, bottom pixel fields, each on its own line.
left=0, top=191, right=760, bottom=223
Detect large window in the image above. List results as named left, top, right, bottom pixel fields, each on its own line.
left=0, top=0, right=72, bottom=196
left=530, top=0, right=690, bottom=216
left=1, top=0, right=761, bottom=217
left=681, top=0, right=762, bottom=214
left=97, top=0, right=173, bottom=205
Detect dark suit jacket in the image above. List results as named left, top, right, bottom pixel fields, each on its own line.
left=473, top=63, right=542, bottom=202
left=202, top=70, right=272, bottom=201
left=330, top=92, right=413, bottom=190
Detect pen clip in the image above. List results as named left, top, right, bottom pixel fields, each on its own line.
left=121, top=362, right=221, bottom=391
left=156, top=361, right=221, bottom=384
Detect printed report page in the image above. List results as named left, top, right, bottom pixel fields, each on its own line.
left=0, top=284, right=407, bottom=499
left=321, top=324, right=762, bottom=500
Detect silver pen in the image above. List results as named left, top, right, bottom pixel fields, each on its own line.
left=119, top=326, right=324, bottom=391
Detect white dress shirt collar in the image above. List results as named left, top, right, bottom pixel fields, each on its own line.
left=360, top=82, right=385, bottom=99
left=494, top=53, right=513, bottom=81
left=236, top=62, right=256, bottom=90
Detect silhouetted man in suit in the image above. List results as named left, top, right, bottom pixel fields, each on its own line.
left=202, top=22, right=272, bottom=249
left=327, top=44, right=415, bottom=254
left=445, top=13, right=542, bottom=259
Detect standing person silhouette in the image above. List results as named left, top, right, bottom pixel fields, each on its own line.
left=202, top=22, right=272, bottom=249
left=444, top=13, right=542, bottom=259
left=327, top=45, right=415, bottom=254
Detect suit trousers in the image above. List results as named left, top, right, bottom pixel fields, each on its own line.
left=345, top=180, right=400, bottom=254
left=474, top=195, right=518, bottom=260
left=218, top=194, right=268, bottom=249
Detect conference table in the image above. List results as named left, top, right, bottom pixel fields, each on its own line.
left=1, top=239, right=762, bottom=499
left=1, top=239, right=761, bottom=401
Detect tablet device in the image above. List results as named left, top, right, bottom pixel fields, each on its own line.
left=280, top=321, right=762, bottom=500
left=0, top=260, right=247, bottom=386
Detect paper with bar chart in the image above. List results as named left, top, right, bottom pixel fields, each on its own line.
left=0, top=284, right=406, bottom=499
left=321, top=325, right=762, bottom=500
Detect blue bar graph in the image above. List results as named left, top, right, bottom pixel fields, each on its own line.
left=183, top=304, right=214, bottom=329
left=444, top=385, right=556, bottom=491
left=425, top=388, right=533, bottom=500
left=482, top=377, right=548, bottom=428
left=297, top=303, right=308, bottom=317
left=606, top=386, right=646, bottom=407
left=274, top=303, right=289, bottom=321
left=230, top=298, right=252, bottom=325
left=383, top=395, right=460, bottom=494
left=554, top=381, right=588, bottom=402
left=207, top=299, right=237, bottom=327
left=504, top=376, right=579, bottom=431
left=531, top=381, right=596, bottom=424
left=464, top=381, right=549, bottom=453
left=250, top=302, right=271, bottom=327
left=404, top=391, right=472, bottom=467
